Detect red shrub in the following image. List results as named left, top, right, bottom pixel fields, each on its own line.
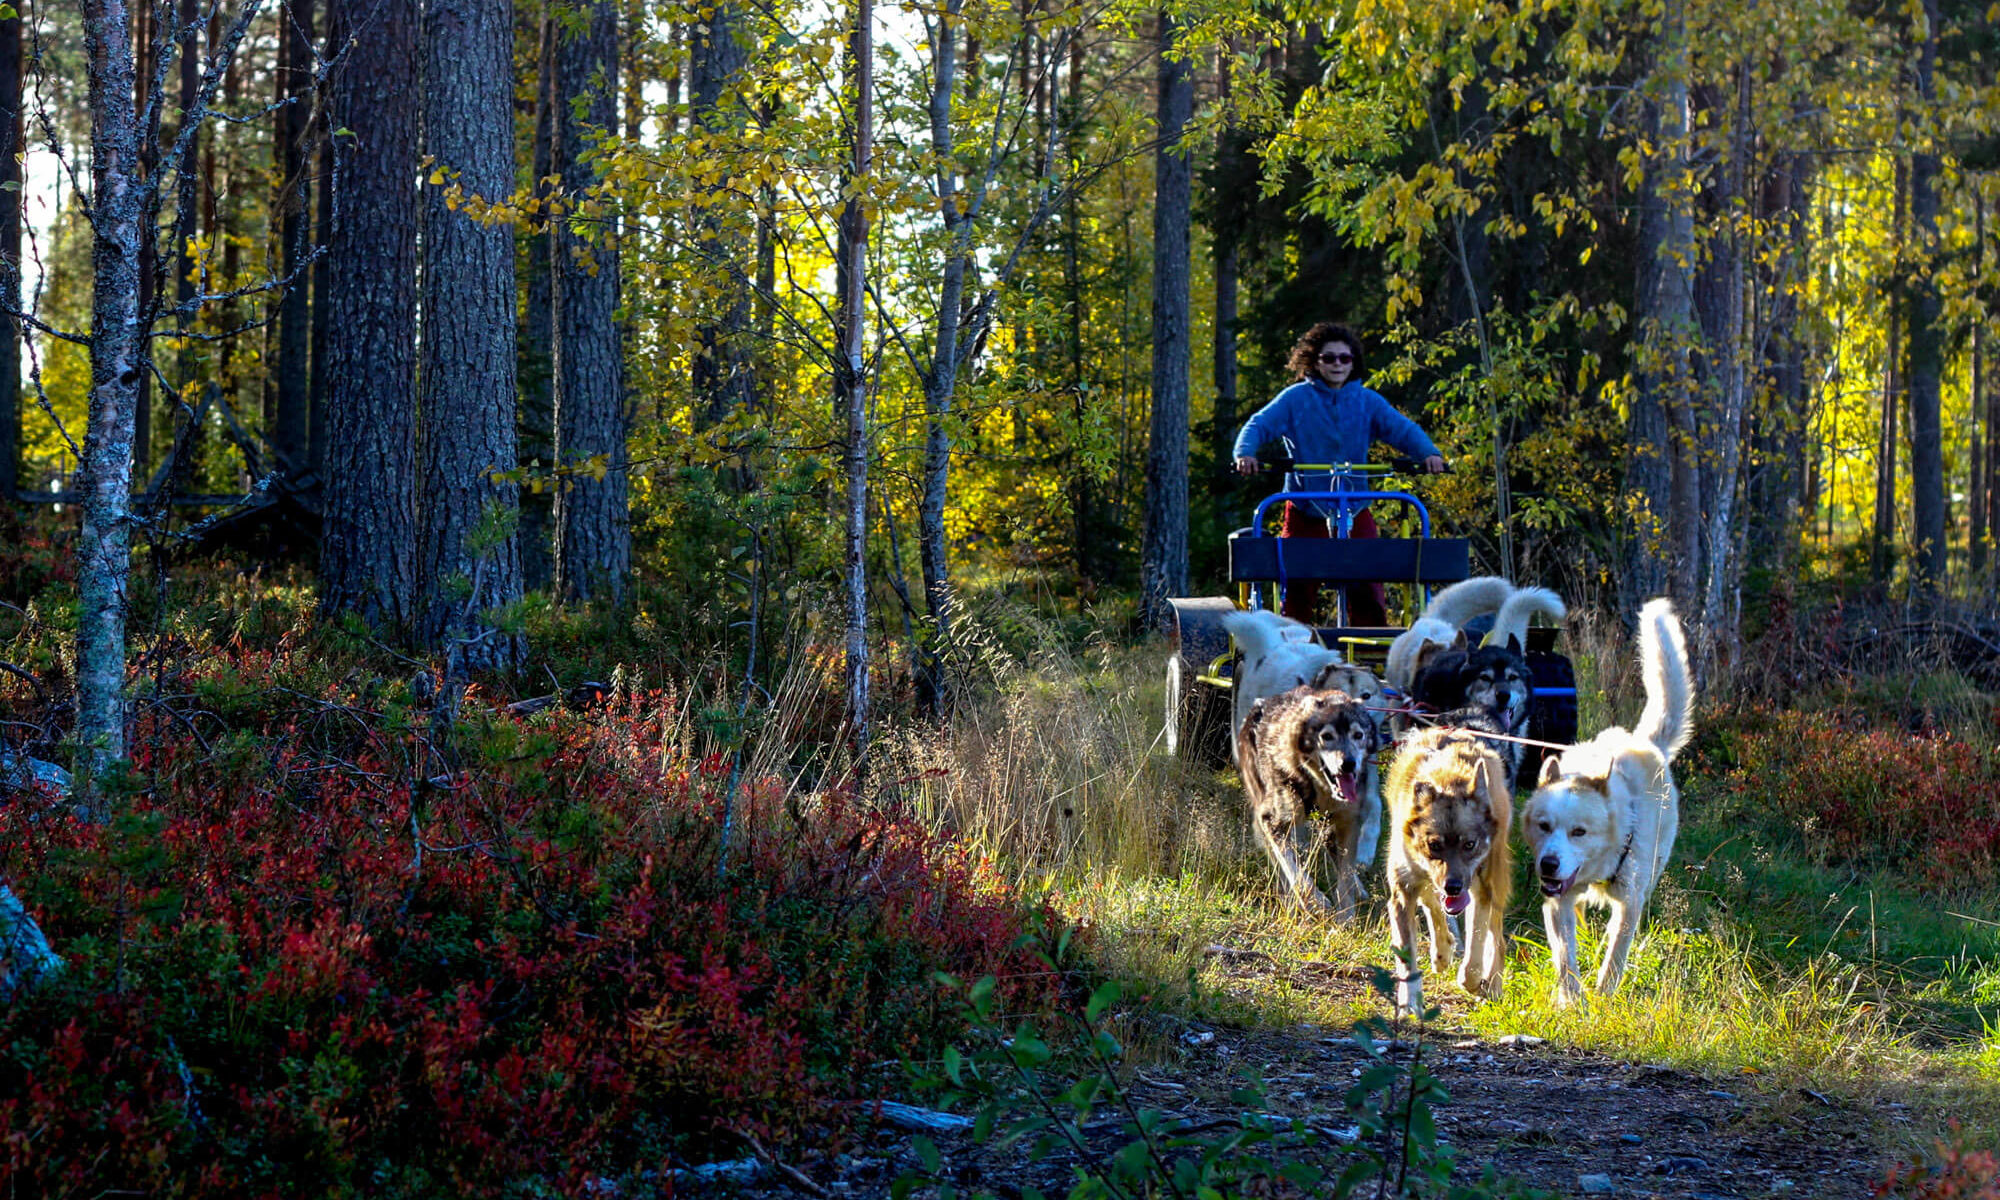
left=1712, top=711, right=2000, bottom=893
left=0, top=675, right=1063, bottom=1197
left=1878, top=1127, right=2000, bottom=1199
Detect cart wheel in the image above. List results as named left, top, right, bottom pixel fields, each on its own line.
left=1165, top=655, right=1236, bottom=768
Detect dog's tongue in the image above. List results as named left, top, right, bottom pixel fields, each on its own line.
left=1443, top=892, right=1469, bottom=915
left=1337, top=771, right=1359, bottom=805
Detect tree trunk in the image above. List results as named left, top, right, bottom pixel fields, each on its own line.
left=1974, top=190, right=1990, bottom=580
left=319, top=0, right=419, bottom=630
left=1139, top=10, right=1191, bottom=633
left=1872, top=160, right=1905, bottom=585
left=170, top=0, right=200, bottom=484
left=309, top=0, right=334, bottom=478
left=1624, top=0, right=1694, bottom=611
left=1062, top=33, right=1097, bottom=583
left=839, top=0, right=872, bottom=758
left=0, top=7, right=21, bottom=500
left=1698, top=58, right=1753, bottom=665
left=689, top=0, right=753, bottom=427
left=915, top=0, right=966, bottom=716
left=1744, top=142, right=1812, bottom=582
left=1906, top=0, right=1945, bottom=595
left=132, top=0, right=155, bottom=479
left=77, top=0, right=146, bottom=806
left=267, top=0, right=312, bottom=475
left=517, top=12, right=556, bottom=592
left=551, top=0, right=628, bottom=603
left=419, top=0, right=522, bottom=666
left=212, top=17, right=243, bottom=462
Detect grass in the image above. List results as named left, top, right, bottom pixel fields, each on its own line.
left=892, top=599, right=2000, bottom=1163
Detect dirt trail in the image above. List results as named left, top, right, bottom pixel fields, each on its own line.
left=722, top=1016, right=1883, bottom=1199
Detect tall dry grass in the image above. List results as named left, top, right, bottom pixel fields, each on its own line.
left=875, top=599, right=1254, bottom=888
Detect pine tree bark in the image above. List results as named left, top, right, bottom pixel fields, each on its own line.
left=517, top=12, right=556, bottom=592
left=319, top=0, right=418, bottom=629
left=268, top=0, right=313, bottom=475
left=1906, top=0, right=1945, bottom=595
left=77, top=0, right=146, bottom=805
left=551, top=0, right=628, bottom=603
left=419, top=0, right=522, bottom=665
left=1140, top=10, right=1192, bottom=633
left=0, top=8, right=21, bottom=501
left=309, top=1, right=333, bottom=478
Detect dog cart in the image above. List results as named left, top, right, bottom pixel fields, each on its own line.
left=1163, top=461, right=1576, bottom=769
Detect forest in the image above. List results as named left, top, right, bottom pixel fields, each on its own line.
left=0, top=0, right=1998, bottom=1193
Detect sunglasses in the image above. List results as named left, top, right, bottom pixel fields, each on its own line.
left=1317, top=351, right=1355, bottom=364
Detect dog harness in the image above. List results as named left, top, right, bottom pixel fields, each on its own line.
left=1605, top=829, right=1637, bottom=887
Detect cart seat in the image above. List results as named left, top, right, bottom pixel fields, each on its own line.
left=1228, top=528, right=1471, bottom=586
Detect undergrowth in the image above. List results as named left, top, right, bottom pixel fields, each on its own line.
left=0, top=648, right=1064, bottom=1196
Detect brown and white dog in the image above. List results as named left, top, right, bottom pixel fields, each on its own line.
left=1518, top=598, right=1692, bottom=1006
left=1237, top=686, right=1380, bottom=920
left=1223, top=608, right=1389, bottom=867
left=1383, top=726, right=1514, bottom=1015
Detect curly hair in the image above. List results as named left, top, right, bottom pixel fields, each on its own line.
left=1286, top=321, right=1365, bottom=382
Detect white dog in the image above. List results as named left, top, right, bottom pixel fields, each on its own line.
left=1385, top=576, right=1514, bottom=691
left=1222, top=608, right=1389, bottom=867
left=1518, top=598, right=1692, bottom=1005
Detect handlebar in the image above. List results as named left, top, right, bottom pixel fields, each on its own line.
left=1231, top=457, right=1446, bottom=477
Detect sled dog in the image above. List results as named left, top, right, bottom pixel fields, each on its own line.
left=1383, top=725, right=1513, bottom=1015
left=1237, top=687, right=1379, bottom=920
left=1222, top=608, right=1389, bottom=866
left=1385, top=576, right=1515, bottom=691
left=1519, top=598, right=1692, bottom=1005
left=1406, top=586, right=1565, bottom=784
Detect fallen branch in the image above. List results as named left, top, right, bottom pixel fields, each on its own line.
left=869, top=1100, right=974, bottom=1133
left=728, top=1125, right=831, bottom=1198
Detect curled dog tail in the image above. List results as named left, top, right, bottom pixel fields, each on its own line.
left=1422, top=576, right=1515, bottom=628
left=1222, top=608, right=1323, bottom=668
left=1483, top=586, right=1566, bottom=651
left=1632, top=597, right=1694, bottom=761
left=1388, top=577, right=1510, bottom=689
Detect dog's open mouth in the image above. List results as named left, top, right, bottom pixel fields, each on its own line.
left=1539, top=868, right=1579, bottom=898
left=1443, top=891, right=1469, bottom=916
left=1335, top=768, right=1359, bottom=806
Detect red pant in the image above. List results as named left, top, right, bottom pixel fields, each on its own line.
left=1278, top=502, right=1389, bottom=627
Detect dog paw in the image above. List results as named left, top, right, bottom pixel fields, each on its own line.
left=1459, top=969, right=1502, bottom=1001
left=1395, top=977, right=1424, bottom=1017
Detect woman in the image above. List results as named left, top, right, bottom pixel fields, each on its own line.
left=1232, top=322, right=1446, bottom=626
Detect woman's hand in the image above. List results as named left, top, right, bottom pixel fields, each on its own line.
left=1423, top=455, right=1447, bottom=474
left=1234, top=455, right=1260, bottom=475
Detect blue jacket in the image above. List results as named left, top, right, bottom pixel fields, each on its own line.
left=1232, top=378, right=1440, bottom=512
